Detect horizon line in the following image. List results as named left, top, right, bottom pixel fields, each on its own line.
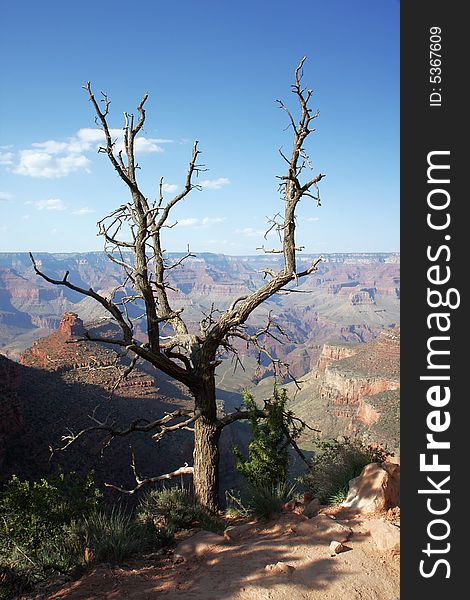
left=0, top=250, right=401, bottom=257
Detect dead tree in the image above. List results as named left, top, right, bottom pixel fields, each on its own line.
left=31, top=57, right=325, bottom=512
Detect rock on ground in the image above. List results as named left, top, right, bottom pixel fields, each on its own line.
left=364, top=518, right=400, bottom=554
left=341, top=462, right=400, bottom=515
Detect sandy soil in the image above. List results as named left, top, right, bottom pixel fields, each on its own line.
left=22, top=511, right=399, bottom=600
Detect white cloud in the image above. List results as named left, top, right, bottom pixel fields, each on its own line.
left=76, top=128, right=171, bottom=155
left=76, top=128, right=106, bottom=145
left=202, top=217, right=226, bottom=226
left=35, top=198, right=66, bottom=211
left=22, top=214, right=30, bottom=220
left=134, top=138, right=164, bottom=153
left=177, top=218, right=199, bottom=227
left=307, top=216, right=320, bottom=222
left=14, top=150, right=91, bottom=178
left=176, top=216, right=226, bottom=228
left=0, top=192, right=12, bottom=201
left=13, top=128, right=174, bottom=178
left=199, top=177, right=230, bottom=190
left=72, top=207, right=95, bottom=216
left=0, top=152, right=14, bottom=165
left=162, top=183, right=178, bottom=193
left=31, top=140, right=71, bottom=154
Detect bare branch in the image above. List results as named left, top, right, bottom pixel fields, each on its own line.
left=51, top=408, right=201, bottom=455
left=106, top=459, right=194, bottom=495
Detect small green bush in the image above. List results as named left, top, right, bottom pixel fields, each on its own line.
left=137, top=487, right=223, bottom=534
left=232, top=388, right=304, bottom=519
left=300, top=437, right=390, bottom=504
left=0, top=472, right=101, bottom=565
left=233, top=388, right=292, bottom=490
left=0, top=472, right=102, bottom=597
left=249, top=482, right=295, bottom=519
left=77, top=507, right=157, bottom=563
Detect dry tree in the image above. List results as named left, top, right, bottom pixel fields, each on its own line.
left=31, top=57, right=325, bottom=512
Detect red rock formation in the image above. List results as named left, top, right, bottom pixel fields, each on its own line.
left=59, top=312, right=86, bottom=337
left=356, top=401, right=381, bottom=427
left=20, top=313, right=159, bottom=398
left=318, top=328, right=400, bottom=444
left=317, top=343, right=359, bottom=372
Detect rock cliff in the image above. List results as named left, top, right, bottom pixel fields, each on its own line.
left=283, top=328, right=400, bottom=451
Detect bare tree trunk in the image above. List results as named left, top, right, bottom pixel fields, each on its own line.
left=192, top=377, right=220, bottom=513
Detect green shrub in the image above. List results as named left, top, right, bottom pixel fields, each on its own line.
left=137, top=487, right=223, bottom=534
left=233, top=388, right=302, bottom=491
left=300, top=437, right=390, bottom=504
left=249, top=482, right=295, bottom=519
left=137, top=488, right=193, bottom=530
left=0, top=472, right=102, bottom=597
left=77, top=507, right=157, bottom=563
left=0, top=472, right=101, bottom=566
left=326, top=484, right=350, bottom=505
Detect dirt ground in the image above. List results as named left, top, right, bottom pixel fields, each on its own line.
left=21, top=508, right=399, bottom=600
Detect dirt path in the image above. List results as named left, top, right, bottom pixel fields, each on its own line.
left=24, top=511, right=399, bottom=600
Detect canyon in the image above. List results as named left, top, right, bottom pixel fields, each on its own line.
left=0, top=252, right=399, bottom=365
left=0, top=251, right=399, bottom=493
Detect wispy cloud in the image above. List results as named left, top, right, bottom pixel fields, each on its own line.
left=34, top=198, right=66, bottom=211
left=235, top=227, right=265, bottom=238
left=0, top=151, right=14, bottom=165
left=12, top=128, right=173, bottom=178
left=201, top=217, right=225, bottom=226
left=177, top=218, right=199, bottom=227
left=176, top=216, right=226, bottom=228
left=0, top=192, right=12, bottom=201
left=199, top=177, right=230, bottom=190
left=307, top=216, right=320, bottom=222
left=72, top=207, right=95, bottom=216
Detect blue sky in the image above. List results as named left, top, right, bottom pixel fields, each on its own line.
left=0, top=0, right=399, bottom=254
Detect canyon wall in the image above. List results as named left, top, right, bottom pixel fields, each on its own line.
left=285, top=328, right=400, bottom=451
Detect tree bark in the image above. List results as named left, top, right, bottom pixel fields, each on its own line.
left=192, top=377, right=220, bottom=513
